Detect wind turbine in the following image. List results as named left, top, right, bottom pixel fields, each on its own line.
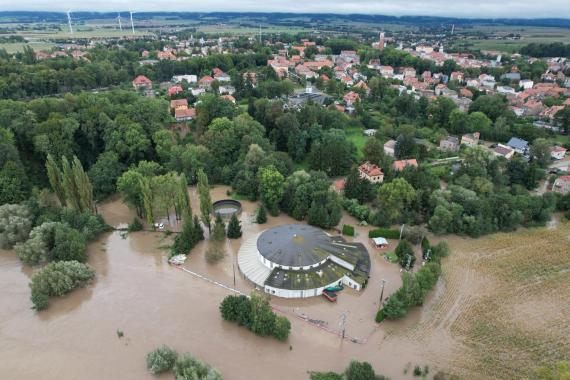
left=129, top=11, right=135, bottom=35
left=117, top=13, right=123, bottom=31
left=67, top=10, right=73, bottom=35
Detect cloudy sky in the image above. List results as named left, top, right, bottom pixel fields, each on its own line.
left=1, top=0, right=569, bottom=19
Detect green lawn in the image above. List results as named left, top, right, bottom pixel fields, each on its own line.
left=345, top=127, right=369, bottom=159
left=383, top=251, right=399, bottom=263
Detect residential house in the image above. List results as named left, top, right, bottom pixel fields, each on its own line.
left=358, top=162, right=384, bottom=183
left=392, top=159, right=418, bottom=171
left=220, top=94, right=236, bottom=104
left=379, top=66, right=394, bottom=77
left=172, top=74, right=197, bottom=84
left=551, top=146, right=567, bottom=160
left=402, top=67, right=416, bottom=78
left=198, top=75, right=215, bottom=89
left=174, top=107, right=196, bottom=122
left=494, top=144, right=515, bottom=159
left=439, top=136, right=460, bottom=151
left=168, top=85, right=183, bottom=97
left=460, top=88, right=474, bottom=98
left=553, top=176, right=570, bottom=194
left=191, top=88, right=206, bottom=97
left=343, top=91, right=360, bottom=106
left=540, top=105, right=564, bottom=120
left=384, top=140, right=396, bottom=157
left=523, top=100, right=544, bottom=116
left=450, top=71, right=464, bottom=82
left=506, top=137, right=529, bottom=155
left=519, top=79, right=534, bottom=90
left=170, top=99, right=188, bottom=111
left=461, top=132, right=480, bottom=147
left=132, top=75, right=153, bottom=90
left=332, top=178, right=346, bottom=194
left=157, top=51, right=176, bottom=60
left=295, top=64, right=318, bottom=78
left=213, top=68, right=231, bottom=82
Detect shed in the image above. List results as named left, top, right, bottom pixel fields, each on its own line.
left=372, top=237, right=388, bottom=248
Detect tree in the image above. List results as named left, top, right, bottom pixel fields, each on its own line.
left=0, top=204, right=32, bottom=249
left=250, top=292, right=277, bottom=337
left=29, top=260, right=95, bottom=311
left=49, top=225, right=87, bottom=263
left=308, top=129, right=356, bottom=176
left=344, top=167, right=374, bottom=204
left=173, top=353, right=222, bottom=380
left=205, top=245, right=225, bottom=264
left=46, top=154, right=67, bottom=207
left=117, top=170, right=145, bottom=217
left=211, top=214, right=226, bottom=242
left=363, top=138, right=388, bottom=167
left=197, top=169, right=213, bottom=232
left=141, top=177, right=155, bottom=228
left=258, top=165, right=284, bottom=216
left=530, top=138, right=552, bottom=168
left=377, top=178, right=416, bottom=223
left=345, top=361, right=381, bottom=380
left=176, top=173, right=192, bottom=219
left=146, top=345, right=178, bottom=375
left=395, top=239, right=416, bottom=268
left=273, top=315, right=291, bottom=341
left=226, top=214, right=242, bottom=239
left=88, top=152, right=125, bottom=201
left=172, top=217, right=196, bottom=256
left=256, top=205, right=268, bottom=224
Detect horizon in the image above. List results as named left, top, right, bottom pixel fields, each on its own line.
left=1, top=1, right=570, bottom=20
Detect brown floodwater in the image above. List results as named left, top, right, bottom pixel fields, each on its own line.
left=0, top=186, right=454, bottom=380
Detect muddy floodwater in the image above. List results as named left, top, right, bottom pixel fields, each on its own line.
left=0, top=186, right=464, bottom=380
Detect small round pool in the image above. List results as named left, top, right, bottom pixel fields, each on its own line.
left=212, top=199, right=242, bottom=219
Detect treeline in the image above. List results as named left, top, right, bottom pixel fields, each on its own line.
left=310, top=360, right=388, bottom=380
left=146, top=345, right=222, bottom=379
left=376, top=240, right=450, bottom=321
left=520, top=42, right=570, bottom=58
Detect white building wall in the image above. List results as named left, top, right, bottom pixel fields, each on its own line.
left=264, top=277, right=343, bottom=298
left=328, top=254, right=355, bottom=272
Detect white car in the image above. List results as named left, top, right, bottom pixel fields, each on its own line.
left=153, top=222, right=165, bottom=230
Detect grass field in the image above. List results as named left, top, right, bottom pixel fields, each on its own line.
left=392, top=220, right=570, bottom=378
left=0, top=42, right=55, bottom=53
left=345, top=126, right=370, bottom=158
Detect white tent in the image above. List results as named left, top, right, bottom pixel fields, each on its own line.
left=372, top=237, right=388, bottom=247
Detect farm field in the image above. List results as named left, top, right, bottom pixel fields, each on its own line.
left=0, top=42, right=55, bottom=53
left=389, top=219, right=570, bottom=379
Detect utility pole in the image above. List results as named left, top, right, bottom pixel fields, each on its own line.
left=339, top=312, right=348, bottom=340
left=232, top=263, right=236, bottom=286
left=379, top=279, right=386, bottom=303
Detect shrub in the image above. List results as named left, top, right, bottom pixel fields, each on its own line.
left=342, top=224, right=355, bottom=237
left=368, top=228, right=400, bottom=239
left=205, top=245, right=225, bottom=264
left=219, top=293, right=290, bottom=341
left=402, top=225, right=427, bottom=245
left=173, top=353, right=222, bottom=380
left=30, top=260, right=95, bottom=311
left=0, top=203, right=32, bottom=249
left=395, top=240, right=416, bottom=268
left=146, top=345, right=178, bottom=375
left=256, top=205, right=267, bottom=224
left=127, top=218, right=143, bottom=232
left=211, top=214, right=226, bottom=242
left=226, top=214, right=242, bottom=239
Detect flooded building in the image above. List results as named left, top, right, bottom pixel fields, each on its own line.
left=238, top=224, right=370, bottom=298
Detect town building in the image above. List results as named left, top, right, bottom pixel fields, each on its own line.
left=461, top=132, right=480, bottom=147
left=358, top=162, right=384, bottom=183
left=551, top=146, right=567, bottom=160
left=393, top=159, right=418, bottom=171
left=174, top=107, right=196, bottom=122
left=237, top=224, right=371, bottom=298
left=506, top=137, right=529, bottom=155
left=132, top=75, right=153, bottom=90
left=553, top=176, right=570, bottom=194
left=384, top=140, right=396, bottom=157
left=439, top=136, right=460, bottom=151
left=494, top=144, right=515, bottom=160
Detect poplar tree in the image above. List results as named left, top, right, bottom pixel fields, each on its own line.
left=62, top=156, right=81, bottom=211
left=45, top=154, right=66, bottom=207
left=197, top=169, right=212, bottom=232
left=72, top=156, right=94, bottom=213
left=176, top=173, right=192, bottom=219
left=141, top=177, right=154, bottom=228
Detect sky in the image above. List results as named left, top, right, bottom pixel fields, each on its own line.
left=1, top=0, right=569, bottom=19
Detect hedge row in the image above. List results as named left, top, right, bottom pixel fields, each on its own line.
left=368, top=228, right=400, bottom=239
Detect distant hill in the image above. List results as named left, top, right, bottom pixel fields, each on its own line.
left=0, top=11, right=569, bottom=28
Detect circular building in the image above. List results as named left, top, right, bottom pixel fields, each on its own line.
left=238, top=224, right=370, bottom=298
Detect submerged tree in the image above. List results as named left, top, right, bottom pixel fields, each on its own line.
left=211, top=214, right=226, bottom=242
left=256, top=205, right=268, bottom=224
left=226, top=214, right=242, bottom=239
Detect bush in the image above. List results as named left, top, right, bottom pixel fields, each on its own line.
left=402, top=225, right=427, bottom=245
left=368, top=228, right=400, bottom=239
left=0, top=203, right=32, bottom=249
left=205, top=245, right=225, bottom=264
left=146, top=345, right=178, bottom=375
left=342, top=224, right=355, bottom=237
left=395, top=239, right=416, bottom=269
left=219, top=293, right=290, bottom=341
left=30, top=260, right=95, bottom=311
left=226, top=214, right=242, bottom=239
left=127, top=218, right=143, bottom=232
left=174, top=353, right=222, bottom=380
left=256, top=205, right=267, bottom=224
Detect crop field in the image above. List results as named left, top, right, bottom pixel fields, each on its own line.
left=385, top=220, right=570, bottom=379
left=0, top=42, right=55, bottom=53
